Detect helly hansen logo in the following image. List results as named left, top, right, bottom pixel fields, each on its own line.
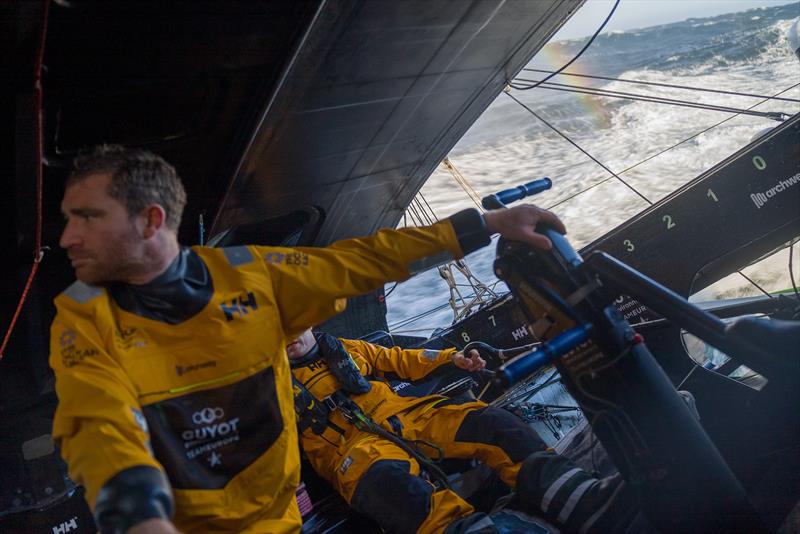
left=307, top=359, right=328, bottom=372
left=220, top=292, right=257, bottom=321
left=52, top=517, right=78, bottom=534
left=511, top=326, right=528, bottom=341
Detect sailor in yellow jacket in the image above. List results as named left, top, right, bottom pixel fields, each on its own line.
left=289, top=331, right=636, bottom=534
left=50, top=145, right=567, bottom=534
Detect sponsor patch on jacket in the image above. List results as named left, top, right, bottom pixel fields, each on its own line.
left=422, top=349, right=440, bottom=361
left=143, top=366, right=284, bottom=490
left=60, top=346, right=99, bottom=367
left=59, top=330, right=76, bottom=347
left=114, top=327, right=147, bottom=350
left=58, top=331, right=98, bottom=367
left=264, top=251, right=309, bottom=266
left=176, top=360, right=217, bottom=376
left=392, top=381, right=411, bottom=392
left=131, top=408, right=149, bottom=433
left=340, top=455, right=353, bottom=474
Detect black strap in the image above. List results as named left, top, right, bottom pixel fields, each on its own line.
left=292, top=376, right=339, bottom=436
left=315, top=332, right=372, bottom=394
left=331, top=392, right=451, bottom=490
left=293, top=377, right=451, bottom=489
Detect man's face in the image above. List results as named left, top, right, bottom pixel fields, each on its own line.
left=286, top=329, right=316, bottom=359
left=60, top=172, right=146, bottom=285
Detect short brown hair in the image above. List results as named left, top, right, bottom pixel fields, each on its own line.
left=68, top=144, right=187, bottom=230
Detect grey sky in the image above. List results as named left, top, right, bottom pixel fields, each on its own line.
left=553, top=0, right=798, bottom=40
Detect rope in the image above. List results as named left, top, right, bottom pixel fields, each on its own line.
left=441, top=158, right=484, bottom=212
left=505, top=91, right=652, bottom=205
left=545, top=82, right=800, bottom=211
left=520, top=68, right=800, bottom=103
left=513, top=78, right=790, bottom=121
left=1, top=0, right=51, bottom=361
left=509, top=0, right=620, bottom=92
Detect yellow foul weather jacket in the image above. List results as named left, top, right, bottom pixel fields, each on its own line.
left=292, top=338, right=458, bottom=480
left=50, top=215, right=486, bottom=533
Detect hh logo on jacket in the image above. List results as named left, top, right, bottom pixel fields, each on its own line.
left=220, top=291, right=258, bottom=321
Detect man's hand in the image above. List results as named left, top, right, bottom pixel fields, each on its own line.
left=483, top=204, right=567, bottom=250
left=127, top=519, right=181, bottom=534
left=452, top=348, right=486, bottom=372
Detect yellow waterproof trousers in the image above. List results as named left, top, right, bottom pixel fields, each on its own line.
left=330, top=400, right=547, bottom=534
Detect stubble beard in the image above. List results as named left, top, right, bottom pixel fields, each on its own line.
left=75, top=227, right=150, bottom=286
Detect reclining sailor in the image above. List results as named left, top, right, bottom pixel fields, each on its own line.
left=288, top=328, right=637, bottom=534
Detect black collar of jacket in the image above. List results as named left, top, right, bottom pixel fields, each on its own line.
left=108, top=248, right=213, bottom=324
left=289, top=343, right=321, bottom=369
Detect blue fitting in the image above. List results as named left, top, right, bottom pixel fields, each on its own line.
left=497, top=324, right=592, bottom=387
left=482, top=178, right=552, bottom=209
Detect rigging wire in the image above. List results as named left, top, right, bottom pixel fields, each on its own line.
left=390, top=195, right=437, bottom=302
left=442, top=158, right=485, bottom=212
left=416, top=203, right=430, bottom=224
left=513, top=78, right=790, bottom=121
left=509, top=0, right=621, bottom=92
left=384, top=282, right=399, bottom=298
left=545, top=82, right=800, bottom=211
left=520, top=68, right=800, bottom=103
left=789, top=239, right=800, bottom=301
left=389, top=301, right=453, bottom=330
left=1, top=0, right=51, bottom=361
left=507, top=82, right=797, bottom=302
left=406, top=201, right=425, bottom=226
left=505, top=90, right=653, bottom=205
left=388, top=282, right=506, bottom=330
left=409, top=196, right=437, bottom=226
left=418, top=193, right=439, bottom=223
left=735, top=272, right=774, bottom=300
left=391, top=0, right=797, bottom=327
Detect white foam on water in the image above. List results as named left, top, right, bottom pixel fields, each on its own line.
left=387, top=9, right=800, bottom=337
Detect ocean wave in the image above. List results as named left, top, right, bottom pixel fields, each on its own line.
left=386, top=3, right=800, bottom=337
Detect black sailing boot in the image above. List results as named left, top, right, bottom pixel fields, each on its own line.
left=515, top=451, right=638, bottom=533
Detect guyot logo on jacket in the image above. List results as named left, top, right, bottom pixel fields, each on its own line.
left=182, top=406, right=241, bottom=464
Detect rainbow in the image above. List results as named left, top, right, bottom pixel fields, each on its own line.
left=537, top=42, right=612, bottom=129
